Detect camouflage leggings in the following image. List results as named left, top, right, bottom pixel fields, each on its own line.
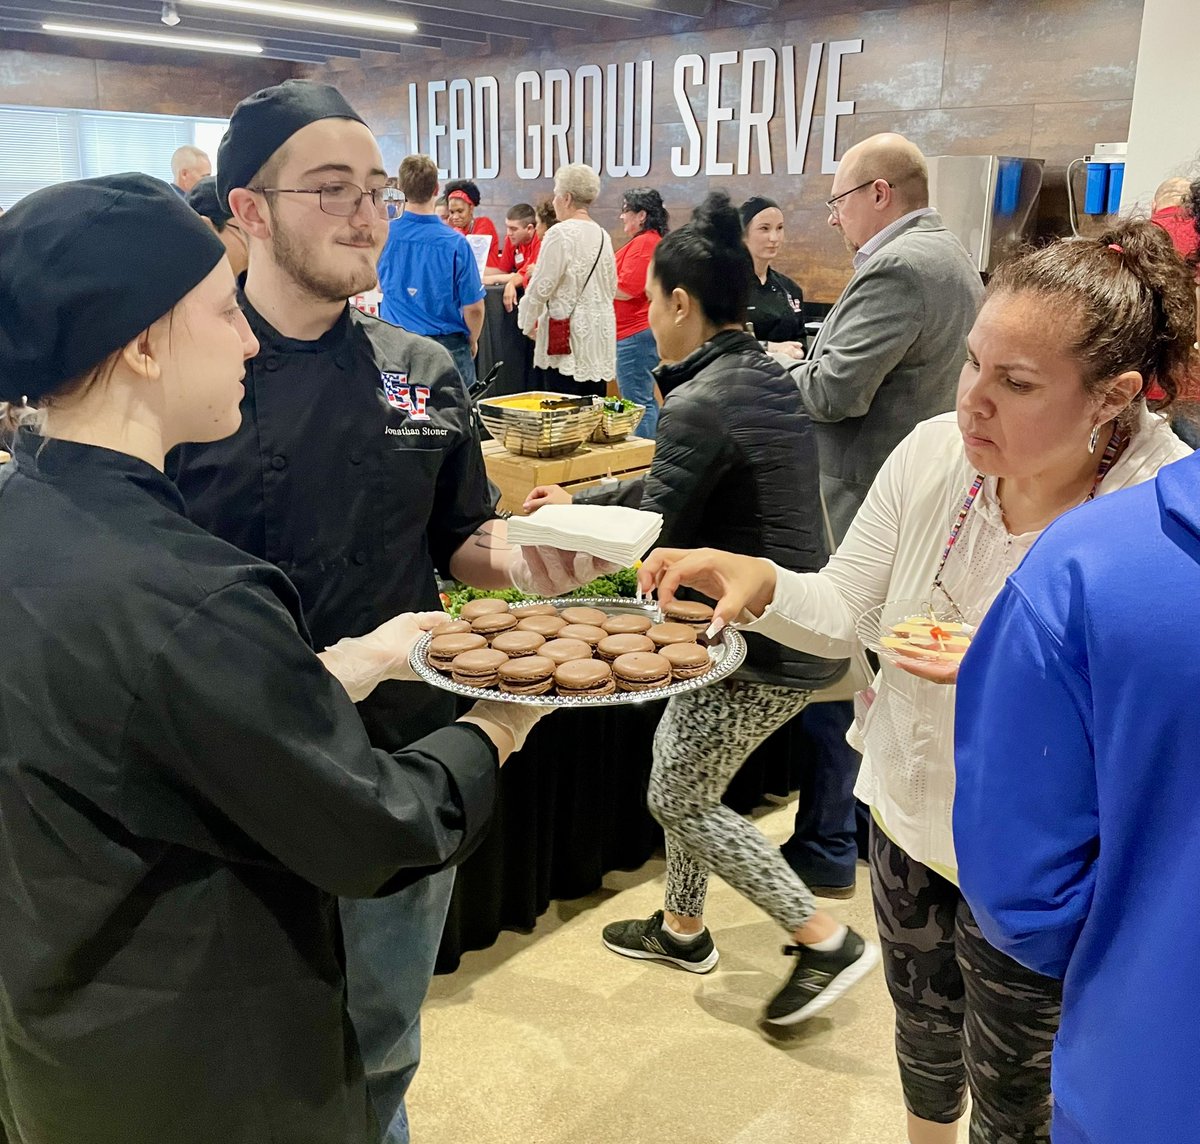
left=649, top=679, right=815, bottom=930
left=870, top=824, right=1063, bottom=1143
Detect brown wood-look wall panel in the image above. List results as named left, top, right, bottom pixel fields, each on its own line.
left=310, top=0, right=1143, bottom=301
left=0, top=38, right=295, bottom=119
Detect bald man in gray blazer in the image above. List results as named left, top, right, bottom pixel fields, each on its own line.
left=789, top=133, right=984, bottom=544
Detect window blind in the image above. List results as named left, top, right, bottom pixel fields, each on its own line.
left=0, top=106, right=228, bottom=210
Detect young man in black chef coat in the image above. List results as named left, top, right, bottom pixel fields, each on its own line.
left=169, top=81, right=606, bottom=1144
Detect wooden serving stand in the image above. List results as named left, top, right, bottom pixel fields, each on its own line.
left=483, top=436, right=655, bottom=515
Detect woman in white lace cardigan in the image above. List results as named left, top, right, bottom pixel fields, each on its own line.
left=518, top=163, right=617, bottom=398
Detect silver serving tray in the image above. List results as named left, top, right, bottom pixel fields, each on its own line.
left=409, top=597, right=747, bottom=707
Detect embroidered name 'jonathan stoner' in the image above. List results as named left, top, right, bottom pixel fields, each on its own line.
left=381, top=372, right=431, bottom=421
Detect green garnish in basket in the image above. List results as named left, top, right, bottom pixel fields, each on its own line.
left=602, top=397, right=636, bottom=414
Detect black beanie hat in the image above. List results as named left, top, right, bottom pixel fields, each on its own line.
left=0, top=173, right=225, bottom=405
left=739, top=195, right=781, bottom=230
left=186, top=175, right=232, bottom=228
left=217, top=79, right=367, bottom=206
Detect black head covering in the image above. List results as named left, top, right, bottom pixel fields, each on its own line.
left=739, top=195, right=781, bottom=230
left=0, top=173, right=225, bottom=404
left=217, top=79, right=367, bottom=206
left=186, top=175, right=232, bottom=228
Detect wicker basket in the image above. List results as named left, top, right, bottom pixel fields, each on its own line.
left=477, top=392, right=604, bottom=458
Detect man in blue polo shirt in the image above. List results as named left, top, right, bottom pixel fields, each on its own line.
left=377, top=154, right=486, bottom=388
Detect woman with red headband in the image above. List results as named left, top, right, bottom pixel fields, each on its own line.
left=444, top=179, right=501, bottom=270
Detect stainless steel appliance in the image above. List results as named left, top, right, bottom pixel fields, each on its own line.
left=926, top=155, right=1045, bottom=274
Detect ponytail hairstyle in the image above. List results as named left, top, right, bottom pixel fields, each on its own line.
left=986, top=219, right=1197, bottom=416
left=650, top=191, right=752, bottom=327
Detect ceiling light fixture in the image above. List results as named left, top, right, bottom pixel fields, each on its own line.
left=41, top=22, right=263, bottom=54
left=180, top=0, right=417, bottom=35
left=161, top=2, right=181, bottom=26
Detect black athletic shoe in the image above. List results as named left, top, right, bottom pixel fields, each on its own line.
left=602, top=910, right=719, bottom=973
left=763, top=928, right=880, bottom=1025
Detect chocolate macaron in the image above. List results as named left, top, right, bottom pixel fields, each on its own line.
left=516, top=614, right=568, bottom=638
left=663, top=600, right=715, bottom=631
left=554, top=658, right=616, bottom=698
left=460, top=598, right=512, bottom=621
left=498, top=655, right=556, bottom=696
left=450, top=647, right=509, bottom=688
left=560, top=606, right=608, bottom=627
left=660, top=642, right=712, bottom=680
left=511, top=603, right=560, bottom=619
left=557, top=623, right=606, bottom=649
left=596, top=633, right=655, bottom=663
left=612, top=652, right=673, bottom=693
left=429, top=619, right=472, bottom=638
left=601, top=613, right=653, bottom=636
left=539, top=637, right=593, bottom=666
left=427, top=632, right=488, bottom=672
left=647, top=622, right=698, bottom=649
left=471, top=611, right=519, bottom=639
left=490, top=630, right=546, bottom=658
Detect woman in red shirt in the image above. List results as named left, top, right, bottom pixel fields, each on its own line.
left=444, top=179, right=502, bottom=270
left=614, top=189, right=668, bottom=439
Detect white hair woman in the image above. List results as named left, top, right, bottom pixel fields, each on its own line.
left=518, top=163, right=617, bottom=399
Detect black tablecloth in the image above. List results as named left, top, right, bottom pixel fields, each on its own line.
left=476, top=285, right=533, bottom=398
left=435, top=699, right=806, bottom=973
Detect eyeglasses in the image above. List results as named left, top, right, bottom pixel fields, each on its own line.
left=250, top=182, right=405, bottom=219
left=825, top=178, right=891, bottom=218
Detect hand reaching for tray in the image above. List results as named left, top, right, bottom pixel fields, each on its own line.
left=638, top=547, right=777, bottom=634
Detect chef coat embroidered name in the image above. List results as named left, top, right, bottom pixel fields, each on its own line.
left=381, top=372, right=431, bottom=420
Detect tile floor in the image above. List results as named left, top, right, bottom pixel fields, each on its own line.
left=411, top=797, right=953, bottom=1144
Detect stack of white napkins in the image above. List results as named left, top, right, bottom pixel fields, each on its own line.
left=508, top=504, right=663, bottom=567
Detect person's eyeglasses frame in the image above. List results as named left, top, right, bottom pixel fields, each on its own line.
left=825, top=178, right=892, bottom=219
left=249, top=182, right=405, bottom=220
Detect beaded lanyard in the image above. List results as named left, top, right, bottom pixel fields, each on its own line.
left=929, top=426, right=1130, bottom=612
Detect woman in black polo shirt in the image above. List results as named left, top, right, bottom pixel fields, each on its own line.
left=741, top=195, right=807, bottom=360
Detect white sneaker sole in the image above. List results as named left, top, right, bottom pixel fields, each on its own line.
left=764, top=941, right=882, bottom=1026
left=602, top=938, right=720, bottom=974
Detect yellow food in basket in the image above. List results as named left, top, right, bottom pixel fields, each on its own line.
left=493, top=396, right=549, bottom=411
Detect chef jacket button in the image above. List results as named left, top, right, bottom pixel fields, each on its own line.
left=263, top=357, right=281, bottom=372
left=271, top=455, right=287, bottom=470
left=349, top=450, right=364, bottom=465
left=353, top=550, right=369, bottom=566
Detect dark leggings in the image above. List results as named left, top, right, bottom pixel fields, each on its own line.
left=869, top=824, right=1063, bottom=1144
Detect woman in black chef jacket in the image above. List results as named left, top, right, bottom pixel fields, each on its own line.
left=0, top=174, right=546, bottom=1144
left=741, top=195, right=807, bottom=361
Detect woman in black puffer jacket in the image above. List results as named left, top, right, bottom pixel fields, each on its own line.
left=523, top=192, right=878, bottom=1027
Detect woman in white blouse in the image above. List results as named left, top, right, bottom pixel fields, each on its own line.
left=637, top=223, right=1195, bottom=1144
left=518, top=163, right=617, bottom=398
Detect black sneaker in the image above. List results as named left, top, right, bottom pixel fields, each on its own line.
left=602, top=910, right=719, bottom=973
left=763, top=928, right=880, bottom=1025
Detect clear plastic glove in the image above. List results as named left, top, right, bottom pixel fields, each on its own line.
left=320, top=611, right=449, bottom=702
left=507, top=546, right=621, bottom=597
left=460, top=700, right=556, bottom=757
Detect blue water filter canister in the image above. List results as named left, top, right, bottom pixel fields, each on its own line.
left=1085, top=162, right=1110, bottom=214
left=1106, top=162, right=1125, bottom=213
left=995, top=158, right=1021, bottom=216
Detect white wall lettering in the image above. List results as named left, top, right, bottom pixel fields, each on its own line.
left=737, top=47, right=776, bottom=175
left=822, top=39, right=863, bottom=174
left=671, top=54, right=704, bottom=177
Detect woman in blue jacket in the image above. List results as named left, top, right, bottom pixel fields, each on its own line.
left=954, top=230, right=1200, bottom=1144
